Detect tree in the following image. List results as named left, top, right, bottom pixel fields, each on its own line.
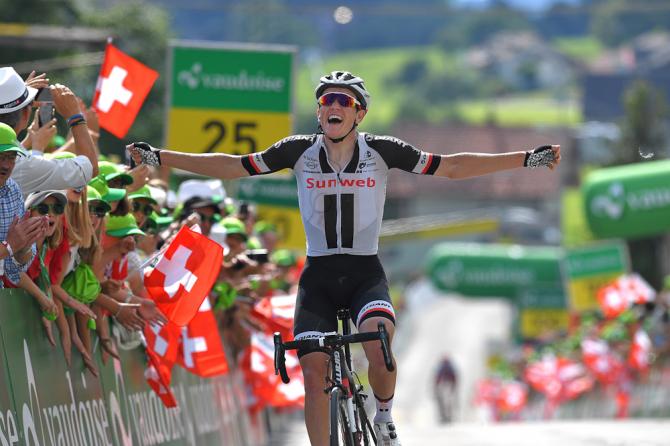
left=591, top=0, right=670, bottom=47
left=613, top=80, right=668, bottom=166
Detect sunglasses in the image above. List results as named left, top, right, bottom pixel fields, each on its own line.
left=132, top=201, right=154, bottom=216
left=197, top=212, right=219, bottom=224
left=318, top=92, right=360, bottom=108
left=88, top=205, right=108, bottom=218
left=33, top=202, right=65, bottom=216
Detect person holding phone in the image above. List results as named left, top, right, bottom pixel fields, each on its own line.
left=0, top=67, right=99, bottom=197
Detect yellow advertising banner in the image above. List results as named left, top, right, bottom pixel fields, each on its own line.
left=519, top=308, right=569, bottom=339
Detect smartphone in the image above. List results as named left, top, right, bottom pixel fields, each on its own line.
left=38, top=105, right=54, bottom=127
left=36, top=88, right=54, bottom=127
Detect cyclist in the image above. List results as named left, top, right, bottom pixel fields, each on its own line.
left=434, top=355, right=458, bottom=423
left=128, top=70, right=561, bottom=445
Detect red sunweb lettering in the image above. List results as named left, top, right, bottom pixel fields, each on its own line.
left=306, top=177, right=376, bottom=189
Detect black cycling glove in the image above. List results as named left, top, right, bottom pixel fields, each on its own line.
left=131, top=142, right=162, bottom=167
left=524, top=145, right=555, bottom=169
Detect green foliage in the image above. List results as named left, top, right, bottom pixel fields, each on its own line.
left=613, top=80, right=668, bottom=165
left=591, top=0, right=670, bottom=47
left=436, top=5, right=531, bottom=50
left=80, top=1, right=171, bottom=156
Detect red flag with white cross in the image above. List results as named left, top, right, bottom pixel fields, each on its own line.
left=145, top=349, right=178, bottom=408
left=92, top=41, right=159, bottom=138
left=176, top=297, right=229, bottom=377
left=143, top=321, right=180, bottom=366
left=144, top=225, right=223, bottom=326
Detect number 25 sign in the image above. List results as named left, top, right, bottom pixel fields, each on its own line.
left=165, top=41, right=295, bottom=155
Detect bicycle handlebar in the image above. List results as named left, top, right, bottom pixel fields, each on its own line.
left=274, top=322, right=394, bottom=384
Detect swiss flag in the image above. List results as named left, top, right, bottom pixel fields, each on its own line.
left=143, top=321, right=180, bottom=366
left=628, top=328, right=652, bottom=372
left=93, top=42, right=159, bottom=138
left=176, top=298, right=229, bottom=377
left=145, top=350, right=178, bottom=408
left=240, top=331, right=304, bottom=412
left=145, top=225, right=223, bottom=326
left=249, top=294, right=296, bottom=340
left=597, top=284, right=631, bottom=319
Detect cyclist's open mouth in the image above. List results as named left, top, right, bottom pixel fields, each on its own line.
left=327, top=115, right=343, bottom=124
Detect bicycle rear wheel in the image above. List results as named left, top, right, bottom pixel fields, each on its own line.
left=330, top=388, right=355, bottom=446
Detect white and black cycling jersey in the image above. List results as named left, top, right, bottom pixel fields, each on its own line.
left=242, top=132, right=441, bottom=256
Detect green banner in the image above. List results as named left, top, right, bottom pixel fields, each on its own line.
left=564, top=242, right=629, bottom=280
left=170, top=44, right=293, bottom=112
left=583, top=160, right=670, bottom=239
left=237, top=176, right=299, bottom=208
left=426, top=243, right=564, bottom=299
left=0, top=289, right=256, bottom=445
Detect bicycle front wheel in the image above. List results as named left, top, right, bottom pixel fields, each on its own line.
left=330, top=387, right=355, bottom=446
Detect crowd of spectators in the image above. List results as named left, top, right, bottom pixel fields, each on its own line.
left=0, top=66, right=302, bottom=381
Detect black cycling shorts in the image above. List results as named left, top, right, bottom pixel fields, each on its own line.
left=293, top=254, right=395, bottom=358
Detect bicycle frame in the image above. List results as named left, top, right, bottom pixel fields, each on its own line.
left=273, top=309, right=394, bottom=446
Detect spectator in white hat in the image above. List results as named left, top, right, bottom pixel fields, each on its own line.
left=0, top=67, right=99, bottom=197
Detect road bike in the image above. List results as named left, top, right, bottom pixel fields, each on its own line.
left=274, top=309, right=394, bottom=446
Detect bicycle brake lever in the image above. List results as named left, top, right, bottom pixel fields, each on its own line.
left=273, top=332, right=291, bottom=384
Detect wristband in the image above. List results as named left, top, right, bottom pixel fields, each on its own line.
left=70, top=119, right=87, bottom=127
left=1, top=240, right=14, bottom=258
left=67, top=113, right=84, bottom=125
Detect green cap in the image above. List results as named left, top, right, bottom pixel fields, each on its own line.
left=150, top=210, right=173, bottom=227
left=98, top=160, right=133, bottom=185
left=254, top=220, right=277, bottom=235
left=246, top=236, right=262, bottom=249
left=0, top=123, right=26, bottom=156
left=89, top=175, right=126, bottom=202
left=46, top=150, right=76, bottom=160
left=106, top=214, right=145, bottom=237
left=271, top=249, right=297, bottom=267
left=48, top=135, right=66, bottom=149
left=127, top=185, right=158, bottom=205
left=221, top=217, right=247, bottom=241
left=86, top=186, right=112, bottom=212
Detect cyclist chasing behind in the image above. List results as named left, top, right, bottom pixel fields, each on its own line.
left=128, top=71, right=561, bottom=446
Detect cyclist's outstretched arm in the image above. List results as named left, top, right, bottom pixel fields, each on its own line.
left=434, top=145, right=561, bottom=180
left=127, top=142, right=249, bottom=179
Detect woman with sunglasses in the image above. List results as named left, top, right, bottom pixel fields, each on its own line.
left=128, top=70, right=561, bottom=446
left=15, top=191, right=95, bottom=369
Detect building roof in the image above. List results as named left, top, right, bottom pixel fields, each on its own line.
left=385, top=123, right=569, bottom=200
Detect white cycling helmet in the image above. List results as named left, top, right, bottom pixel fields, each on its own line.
left=315, top=71, right=371, bottom=109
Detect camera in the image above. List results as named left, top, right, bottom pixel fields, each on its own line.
left=246, top=249, right=269, bottom=264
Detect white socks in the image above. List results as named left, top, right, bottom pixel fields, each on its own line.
left=373, top=393, right=394, bottom=424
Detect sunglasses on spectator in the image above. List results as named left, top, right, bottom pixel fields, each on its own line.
left=197, top=212, right=219, bottom=224
left=72, top=186, right=84, bottom=194
left=132, top=202, right=154, bottom=216
left=88, top=205, right=108, bottom=218
left=33, top=203, right=65, bottom=216
left=318, top=92, right=360, bottom=108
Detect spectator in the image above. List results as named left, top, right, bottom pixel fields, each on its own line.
left=0, top=123, right=43, bottom=288
left=0, top=67, right=98, bottom=196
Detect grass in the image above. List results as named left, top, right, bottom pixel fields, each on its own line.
left=552, top=36, right=604, bottom=63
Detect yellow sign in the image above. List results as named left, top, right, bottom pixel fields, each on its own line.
left=166, top=108, right=291, bottom=155
left=255, top=205, right=305, bottom=251
left=520, top=308, right=569, bottom=339
left=568, top=273, right=621, bottom=312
